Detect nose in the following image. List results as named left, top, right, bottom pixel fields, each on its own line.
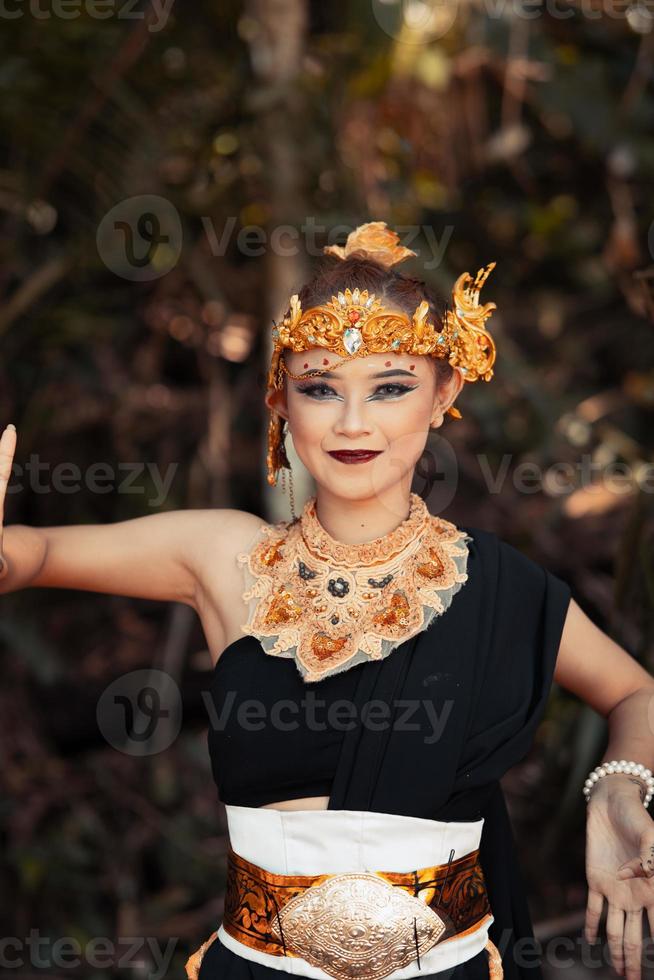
left=333, top=396, right=374, bottom=439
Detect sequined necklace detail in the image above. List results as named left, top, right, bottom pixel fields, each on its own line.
left=237, top=493, right=471, bottom=683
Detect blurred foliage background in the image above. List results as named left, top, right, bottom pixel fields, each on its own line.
left=1, top=0, right=654, bottom=976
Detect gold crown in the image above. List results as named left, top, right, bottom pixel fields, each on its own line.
left=266, top=222, right=498, bottom=487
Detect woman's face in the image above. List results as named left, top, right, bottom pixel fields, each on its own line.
left=266, top=347, right=464, bottom=502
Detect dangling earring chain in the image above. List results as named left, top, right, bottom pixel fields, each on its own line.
left=279, top=465, right=297, bottom=520
left=278, top=421, right=297, bottom=521
left=287, top=466, right=296, bottom=520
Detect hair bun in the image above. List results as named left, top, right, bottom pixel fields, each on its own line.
left=323, top=221, right=417, bottom=269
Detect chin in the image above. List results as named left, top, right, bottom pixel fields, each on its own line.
left=315, top=465, right=415, bottom=503
left=304, top=463, right=366, bottom=494
left=315, top=474, right=377, bottom=500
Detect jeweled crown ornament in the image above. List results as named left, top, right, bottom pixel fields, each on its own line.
left=266, top=221, right=498, bottom=486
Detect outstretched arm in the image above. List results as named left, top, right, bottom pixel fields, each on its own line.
left=0, top=424, right=258, bottom=611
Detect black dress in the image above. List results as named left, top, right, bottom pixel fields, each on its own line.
left=197, top=524, right=572, bottom=980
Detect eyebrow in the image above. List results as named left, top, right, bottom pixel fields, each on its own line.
left=295, top=368, right=418, bottom=380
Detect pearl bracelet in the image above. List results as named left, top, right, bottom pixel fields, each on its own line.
left=583, top=759, right=654, bottom=808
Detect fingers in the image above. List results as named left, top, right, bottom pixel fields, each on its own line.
left=0, top=424, right=17, bottom=474
left=606, top=903, right=625, bottom=976
left=617, top=859, right=643, bottom=881
left=585, top=889, right=604, bottom=944
left=647, top=904, right=654, bottom=941
left=617, top=828, right=654, bottom=881
left=640, top=843, right=654, bottom=878
left=619, top=837, right=654, bottom=881
left=622, top=910, right=643, bottom=980
left=0, top=424, right=17, bottom=526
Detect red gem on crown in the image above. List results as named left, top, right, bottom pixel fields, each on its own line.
left=347, top=310, right=361, bottom=323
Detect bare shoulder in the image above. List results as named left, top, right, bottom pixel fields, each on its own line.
left=189, top=507, right=267, bottom=610
left=187, top=507, right=270, bottom=580
left=185, top=508, right=271, bottom=648
left=198, top=507, right=268, bottom=548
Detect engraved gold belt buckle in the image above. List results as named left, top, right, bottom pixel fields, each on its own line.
left=269, top=869, right=447, bottom=980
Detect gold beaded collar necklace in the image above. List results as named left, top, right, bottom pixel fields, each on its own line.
left=237, top=494, right=471, bottom=683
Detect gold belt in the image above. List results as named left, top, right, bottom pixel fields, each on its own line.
left=185, top=845, right=504, bottom=980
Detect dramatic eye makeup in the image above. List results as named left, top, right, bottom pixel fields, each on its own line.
left=295, top=368, right=418, bottom=401
left=293, top=381, right=417, bottom=400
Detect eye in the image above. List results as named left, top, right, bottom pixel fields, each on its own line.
left=295, top=383, right=336, bottom=399
left=371, top=383, right=415, bottom=398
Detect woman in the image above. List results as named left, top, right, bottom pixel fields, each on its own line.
left=1, top=223, right=653, bottom=980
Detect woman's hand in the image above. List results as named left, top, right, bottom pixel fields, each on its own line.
left=0, top=424, right=17, bottom=578
left=585, top=777, right=654, bottom=980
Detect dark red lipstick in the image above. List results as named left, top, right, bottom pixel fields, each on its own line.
left=327, top=450, right=382, bottom=464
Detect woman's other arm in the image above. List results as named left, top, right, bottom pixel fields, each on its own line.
left=554, top=597, right=654, bottom=787
left=554, top=597, right=654, bottom=716
left=556, top=599, right=654, bottom=980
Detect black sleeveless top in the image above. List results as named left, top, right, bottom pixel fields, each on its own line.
left=205, top=523, right=572, bottom=810
left=207, top=635, right=361, bottom=805
left=200, top=522, right=573, bottom=980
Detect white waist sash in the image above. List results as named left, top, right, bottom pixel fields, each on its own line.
left=217, top=804, right=493, bottom=979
